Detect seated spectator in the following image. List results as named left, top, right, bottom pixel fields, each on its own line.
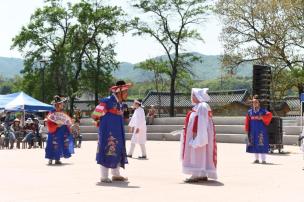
left=3, top=121, right=15, bottom=149
left=33, top=118, right=42, bottom=148
left=10, top=118, right=23, bottom=149
left=22, top=118, right=35, bottom=149
left=39, top=118, right=48, bottom=148
left=147, top=105, right=156, bottom=125
left=73, top=108, right=82, bottom=123
left=71, top=120, right=82, bottom=148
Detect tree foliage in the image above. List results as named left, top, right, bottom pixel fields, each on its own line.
left=215, top=0, right=304, bottom=96
left=131, top=0, right=210, bottom=116
left=11, top=0, right=125, bottom=114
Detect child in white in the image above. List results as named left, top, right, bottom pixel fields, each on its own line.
left=127, top=100, right=147, bottom=159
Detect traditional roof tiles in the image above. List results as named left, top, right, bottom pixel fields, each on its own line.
left=142, top=89, right=249, bottom=107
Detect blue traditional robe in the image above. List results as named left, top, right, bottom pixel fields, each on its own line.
left=45, top=112, right=74, bottom=160
left=245, top=108, right=272, bottom=153
left=95, top=95, right=128, bottom=169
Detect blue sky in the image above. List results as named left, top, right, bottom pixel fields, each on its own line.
left=0, top=0, right=223, bottom=64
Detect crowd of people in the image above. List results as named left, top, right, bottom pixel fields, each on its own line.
left=0, top=110, right=82, bottom=150
left=0, top=116, right=47, bottom=149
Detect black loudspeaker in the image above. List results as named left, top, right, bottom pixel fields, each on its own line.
left=252, top=65, right=271, bottom=110
left=267, top=116, right=283, bottom=153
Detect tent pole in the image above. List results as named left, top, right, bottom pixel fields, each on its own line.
left=23, top=110, right=25, bottom=127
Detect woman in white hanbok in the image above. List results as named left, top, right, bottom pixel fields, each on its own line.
left=181, top=88, right=217, bottom=183
left=127, top=100, right=147, bottom=159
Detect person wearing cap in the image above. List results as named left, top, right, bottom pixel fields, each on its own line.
left=22, top=118, right=35, bottom=149
left=45, top=95, right=74, bottom=165
left=127, top=99, right=147, bottom=159
left=10, top=118, right=23, bottom=149
left=181, top=88, right=217, bottom=183
left=245, top=95, right=272, bottom=164
left=92, top=80, right=131, bottom=183
left=39, top=118, right=48, bottom=148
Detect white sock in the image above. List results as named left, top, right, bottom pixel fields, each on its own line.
left=254, top=153, right=259, bottom=161
left=140, top=144, right=147, bottom=156
left=100, top=165, right=109, bottom=179
left=128, top=143, right=135, bottom=156
left=111, top=166, right=120, bottom=177
left=261, top=154, right=266, bottom=162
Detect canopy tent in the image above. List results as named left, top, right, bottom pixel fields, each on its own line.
left=0, top=92, right=20, bottom=109
left=1, top=92, right=54, bottom=112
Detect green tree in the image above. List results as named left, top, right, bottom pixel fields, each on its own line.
left=12, top=0, right=74, bottom=101
left=136, top=59, right=168, bottom=113
left=12, top=0, right=125, bottom=114
left=216, top=0, right=304, bottom=95
left=131, top=0, right=209, bottom=116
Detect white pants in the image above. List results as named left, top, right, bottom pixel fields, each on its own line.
left=128, top=143, right=146, bottom=156
left=100, top=165, right=120, bottom=179
left=254, top=153, right=266, bottom=161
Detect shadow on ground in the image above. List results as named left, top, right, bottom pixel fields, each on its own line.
left=180, top=180, right=224, bottom=187
left=96, top=181, right=140, bottom=188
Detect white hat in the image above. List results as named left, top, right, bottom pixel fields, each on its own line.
left=25, top=118, right=33, bottom=124
left=191, top=88, right=210, bottom=103
left=134, top=99, right=141, bottom=105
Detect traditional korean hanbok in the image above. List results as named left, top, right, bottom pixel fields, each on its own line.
left=128, top=104, right=147, bottom=158
left=94, top=94, right=128, bottom=168
left=245, top=108, right=272, bottom=156
left=45, top=111, right=74, bottom=161
left=181, top=88, right=217, bottom=180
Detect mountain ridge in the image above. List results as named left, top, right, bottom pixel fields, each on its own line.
left=0, top=53, right=252, bottom=81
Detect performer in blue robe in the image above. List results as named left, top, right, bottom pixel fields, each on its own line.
left=92, top=80, right=132, bottom=183
left=245, top=95, right=272, bottom=164
left=45, top=95, right=74, bottom=165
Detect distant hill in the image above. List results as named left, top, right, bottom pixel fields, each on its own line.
left=0, top=53, right=252, bottom=81
left=0, top=57, right=23, bottom=78
left=114, top=53, right=252, bottom=81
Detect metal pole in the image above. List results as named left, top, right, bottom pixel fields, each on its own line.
left=42, top=67, right=45, bottom=103
left=39, top=60, right=47, bottom=103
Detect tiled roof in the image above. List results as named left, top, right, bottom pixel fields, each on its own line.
left=284, top=96, right=300, bottom=111
left=142, top=89, right=249, bottom=107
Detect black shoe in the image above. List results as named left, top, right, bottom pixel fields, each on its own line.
left=127, top=154, right=132, bottom=158
left=48, top=160, right=53, bottom=165
left=253, top=160, right=259, bottom=164
left=55, top=160, right=62, bottom=165
left=138, top=156, right=147, bottom=159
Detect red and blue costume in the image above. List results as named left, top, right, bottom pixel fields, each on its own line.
left=45, top=112, right=74, bottom=160
left=245, top=108, right=272, bottom=153
left=94, top=95, right=128, bottom=169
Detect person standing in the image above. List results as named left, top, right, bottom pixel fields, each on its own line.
left=127, top=99, right=147, bottom=159
left=181, top=88, right=217, bottom=183
left=45, top=96, right=74, bottom=165
left=245, top=95, right=272, bottom=164
left=92, top=80, right=132, bottom=183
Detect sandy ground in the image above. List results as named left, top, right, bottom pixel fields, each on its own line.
left=0, top=141, right=303, bottom=202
